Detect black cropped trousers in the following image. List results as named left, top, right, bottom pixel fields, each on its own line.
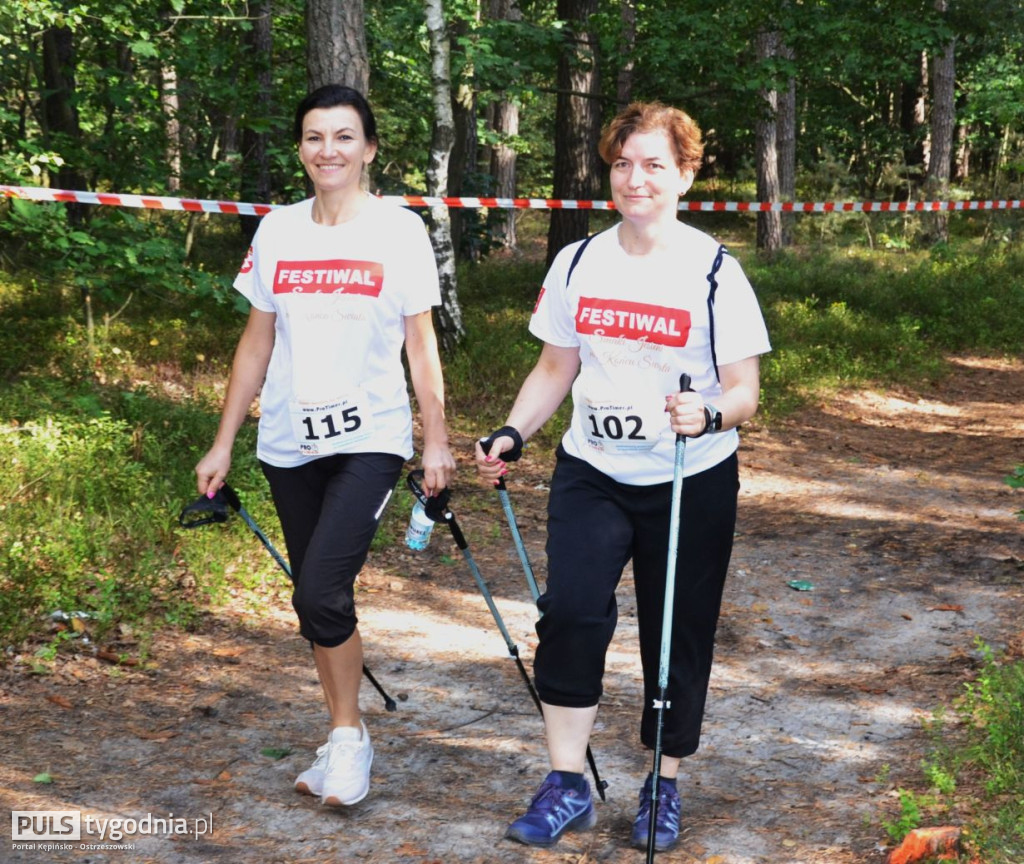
left=535, top=446, right=739, bottom=758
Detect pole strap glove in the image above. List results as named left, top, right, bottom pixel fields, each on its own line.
left=479, top=425, right=524, bottom=463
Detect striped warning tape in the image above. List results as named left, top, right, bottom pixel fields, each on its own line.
left=3, top=183, right=1023, bottom=214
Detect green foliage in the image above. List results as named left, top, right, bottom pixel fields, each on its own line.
left=882, top=787, right=927, bottom=843
left=883, top=641, right=1024, bottom=861
left=742, top=244, right=1024, bottom=417
left=444, top=253, right=572, bottom=447
left=0, top=272, right=272, bottom=651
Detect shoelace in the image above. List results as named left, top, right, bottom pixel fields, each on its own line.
left=530, top=782, right=575, bottom=814
left=326, top=739, right=364, bottom=772
left=636, top=786, right=679, bottom=824
left=309, top=743, right=330, bottom=769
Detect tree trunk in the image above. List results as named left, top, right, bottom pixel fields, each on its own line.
left=450, top=78, right=477, bottom=259
left=754, top=29, right=782, bottom=253
left=306, top=0, right=369, bottom=93
left=424, top=0, right=465, bottom=352
left=900, top=52, right=927, bottom=187
left=487, top=0, right=521, bottom=251
left=546, top=0, right=601, bottom=269
left=41, top=24, right=90, bottom=336
left=41, top=26, right=87, bottom=223
left=926, top=0, right=955, bottom=243
left=240, top=0, right=273, bottom=242
left=449, top=12, right=478, bottom=260
left=955, top=122, right=970, bottom=182
left=616, top=0, right=636, bottom=109
left=776, top=40, right=796, bottom=248
left=160, top=62, right=181, bottom=192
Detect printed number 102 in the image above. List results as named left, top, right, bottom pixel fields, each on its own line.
left=586, top=413, right=645, bottom=441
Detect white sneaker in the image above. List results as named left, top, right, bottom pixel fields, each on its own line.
left=320, top=721, right=373, bottom=807
left=294, top=742, right=330, bottom=797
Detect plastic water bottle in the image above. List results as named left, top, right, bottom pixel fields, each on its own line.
left=405, top=501, right=434, bottom=550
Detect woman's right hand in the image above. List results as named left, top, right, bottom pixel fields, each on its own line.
left=195, top=445, right=232, bottom=498
left=474, top=433, right=516, bottom=485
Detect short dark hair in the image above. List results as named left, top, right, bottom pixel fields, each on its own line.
left=293, top=84, right=378, bottom=145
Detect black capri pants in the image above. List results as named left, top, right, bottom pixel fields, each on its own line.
left=261, top=452, right=404, bottom=647
left=535, top=446, right=739, bottom=758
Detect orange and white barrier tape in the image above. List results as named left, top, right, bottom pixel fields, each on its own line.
left=3, top=183, right=1023, bottom=214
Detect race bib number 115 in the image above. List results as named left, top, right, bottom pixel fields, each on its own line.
left=290, top=390, right=374, bottom=456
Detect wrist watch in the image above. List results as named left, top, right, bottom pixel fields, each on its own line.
left=702, top=403, right=723, bottom=434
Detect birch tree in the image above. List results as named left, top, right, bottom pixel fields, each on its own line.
left=424, top=0, right=465, bottom=351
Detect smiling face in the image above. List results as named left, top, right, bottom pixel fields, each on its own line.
left=298, top=105, right=377, bottom=197
left=609, top=129, right=694, bottom=227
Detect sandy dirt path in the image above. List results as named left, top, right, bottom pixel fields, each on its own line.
left=3, top=355, right=1022, bottom=864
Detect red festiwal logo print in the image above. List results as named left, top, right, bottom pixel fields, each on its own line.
left=575, top=297, right=691, bottom=347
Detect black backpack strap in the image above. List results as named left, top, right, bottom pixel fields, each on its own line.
left=706, top=244, right=728, bottom=382
left=565, top=232, right=599, bottom=287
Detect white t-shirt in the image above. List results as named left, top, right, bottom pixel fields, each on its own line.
left=530, top=222, right=771, bottom=485
left=234, top=196, right=440, bottom=467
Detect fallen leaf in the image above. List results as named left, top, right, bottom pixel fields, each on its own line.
left=928, top=604, right=964, bottom=613
left=46, top=694, right=73, bottom=709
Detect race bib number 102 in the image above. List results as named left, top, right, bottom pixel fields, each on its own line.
left=578, top=395, right=659, bottom=455
left=290, top=390, right=374, bottom=456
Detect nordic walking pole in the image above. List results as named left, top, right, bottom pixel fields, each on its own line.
left=178, top=484, right=398, bottom=712
left=647, top=373, right=691, bottom=863
left=494, top=477, right=541, bottom=603
left=490, top=475, right=609, bottom=800
left=404, top=469, right=605, bottom=787
left=406, top=472, right=539, bottom=705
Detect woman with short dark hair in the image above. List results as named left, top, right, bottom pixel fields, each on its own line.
left=196, top=84, right=455, bottom=809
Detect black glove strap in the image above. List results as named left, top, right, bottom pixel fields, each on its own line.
left=479, top=425, right=524, bottom=462
left=691, top=406, right=712, bottom=438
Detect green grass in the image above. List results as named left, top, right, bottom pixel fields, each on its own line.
left=3, top=239, right=1022, bottom=650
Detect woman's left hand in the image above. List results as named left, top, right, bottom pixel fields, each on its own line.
left=665, top=389, right=707, bottom=437
left=420, top=441, right=457, bottom=497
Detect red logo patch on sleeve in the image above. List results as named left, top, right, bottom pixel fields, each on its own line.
left=575, top=297, right=691, bottom=346
left=239, top=246, right=254, bottom=275
left=272, top=259, right=384, bottom=296
left=533, top=286, right=546, bottom=314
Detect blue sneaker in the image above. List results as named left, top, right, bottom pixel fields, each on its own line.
left=505, top=772, right=597, bottom=847
left=631, top=774, right=681, bottom=851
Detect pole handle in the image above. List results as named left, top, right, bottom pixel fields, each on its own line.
left=677, top=373, right=693, bottom=443
left=406, top=470, right=451, bottom=522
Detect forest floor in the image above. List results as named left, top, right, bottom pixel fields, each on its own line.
left=2, top=354, right=1023, bottom=864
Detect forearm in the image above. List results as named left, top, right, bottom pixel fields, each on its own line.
left=713, top=356, right=761, bottom=431
left=405, top=313, right=450, bottom=450
left=504, top=344, right=580, bottom=442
